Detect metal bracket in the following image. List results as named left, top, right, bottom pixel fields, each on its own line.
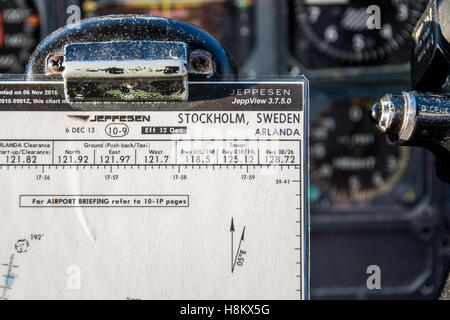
left=62, top=40, right=188, bottom=102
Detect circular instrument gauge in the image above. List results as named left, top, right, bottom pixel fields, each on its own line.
left=0, top=0, right=40, bottom=73
left=310, top=98, right=411, bottom=202
left=81, top=0, right=255, bottom=68
left=291, top=0, right=428, bottom=66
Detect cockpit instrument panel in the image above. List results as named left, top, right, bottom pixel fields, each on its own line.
left=0, top=0, right=40, bottom=73
left=289, top=0, right=428, bottom=69
left=81, top=0, right=255, bottom=68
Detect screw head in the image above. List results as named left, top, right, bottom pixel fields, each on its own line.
left=190, top=50, right=212, bottom=73
left=47, top=55, right=65, bottom=73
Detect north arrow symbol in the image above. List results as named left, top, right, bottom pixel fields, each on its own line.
left=230, top=217, right=246, bottom=273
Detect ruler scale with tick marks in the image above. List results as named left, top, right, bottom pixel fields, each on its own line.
left=0, top=254, right=18, bottom=300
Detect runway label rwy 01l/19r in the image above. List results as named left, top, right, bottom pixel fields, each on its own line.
left=0, top=79, right=309, bottom=300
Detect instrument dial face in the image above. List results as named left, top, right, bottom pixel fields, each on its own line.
left=291, top=0, right=428, bottom=67
left=310, top=98, right=411, bottom=202
left=0, top=0, right=40, bottom=73
left=81, top=0, right=255, bottom=68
